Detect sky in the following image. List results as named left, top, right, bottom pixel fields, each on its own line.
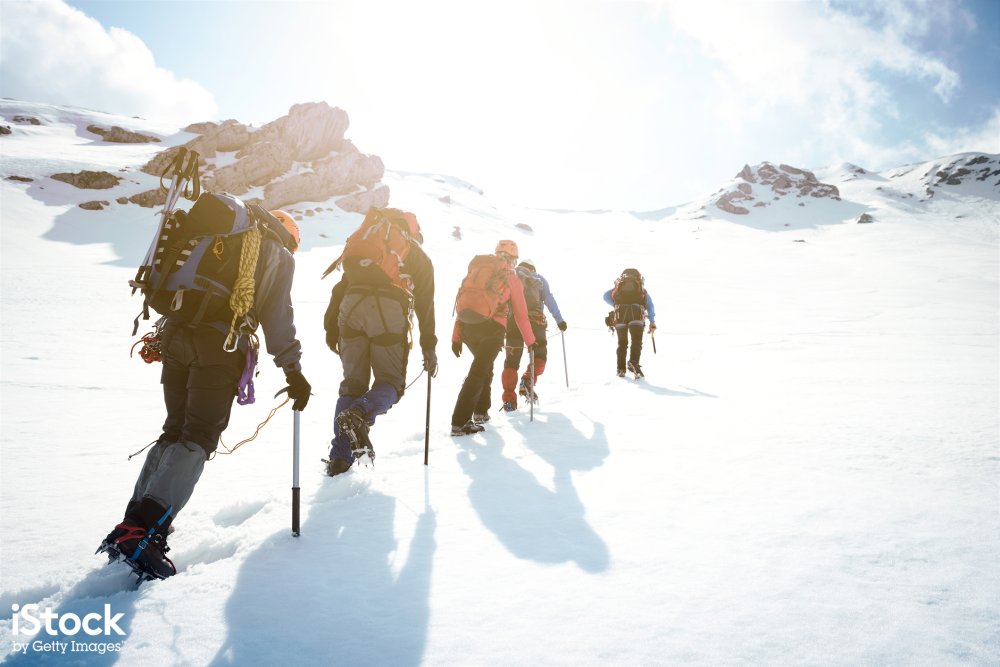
left=1, top=99, right=998, bottom=665
left=1, top=0, right=999, bottom=210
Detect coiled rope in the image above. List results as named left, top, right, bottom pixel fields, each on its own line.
left=224, top=226, right=262, bottom=351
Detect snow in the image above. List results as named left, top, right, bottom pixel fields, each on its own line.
left=1, top=99, right=998, bottom=665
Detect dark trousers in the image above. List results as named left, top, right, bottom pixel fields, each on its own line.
left=615, top=324, right=644, bottom=370
left=122, top=323, right=243, bottom=527
left=451, top=320, right=505, bottom=426
left=160, top=323, right=244, bottom=453
left=504, top=318, right=547, bottom=368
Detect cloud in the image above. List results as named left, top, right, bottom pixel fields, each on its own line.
left=645, top=0, right=987, bottom=174
left=922, top=107, right=1000, bottom=156
left=659, top=0, right=962, bottom=117
left=0, top=0, right=216, bottom=125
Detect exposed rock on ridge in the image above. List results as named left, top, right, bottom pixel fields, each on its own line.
left=716, top=162, right=841, bottom=215
left=931, top=154, right=1000, bottom=186
left=134, top=102, right=388, bottom=211
left=883, top=153, right=1000, bottom=199
left=87, top=124, right=161, bottom=143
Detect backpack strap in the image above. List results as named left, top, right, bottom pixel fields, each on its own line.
left=613, top=303, right=647, bottom=325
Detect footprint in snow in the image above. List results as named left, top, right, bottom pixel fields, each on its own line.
left=212, top=499, right=268, bottom=528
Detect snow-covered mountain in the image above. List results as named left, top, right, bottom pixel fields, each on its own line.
left=650, top=153, right=1000, bottom=233
left=1, top=99, right=998, bottom=666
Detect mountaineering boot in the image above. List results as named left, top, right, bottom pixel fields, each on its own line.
left=451, top=421, right=485, bottom=436
left=500, top=401, right=517, bottom=412
left=627, top=361, right=644, bottom=379
left=518, top=377, right=538, bottom=404
left=472, top=412, right=491, bottom=424
left=616, top=368, right=626, bottom=378
left=336, top=406, right=375, bottom=462
left=97, top=521, right=176, bottom=580
left=324, top=457, right=353, bottom=477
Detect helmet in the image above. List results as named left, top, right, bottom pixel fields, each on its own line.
left=269, top=210, right=299, bottom=253
left=495, top=239, right=519, bottom=260
left=518, top=259, right=536, bottom=273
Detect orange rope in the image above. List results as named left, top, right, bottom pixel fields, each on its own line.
left=211, top=397, right=291, bottom=459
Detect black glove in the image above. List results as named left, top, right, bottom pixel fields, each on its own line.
left=326, top=332, right=340, bottom=355
left=452, top=340, right=462, bottom=357
left=423, top=349, right=438, bottom=377
left=557, top=321, right=567, bottom=332
left=284, top=370, right=311, bottom=411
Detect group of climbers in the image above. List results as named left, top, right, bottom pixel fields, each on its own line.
left=101, top=200, right=656, bottom=581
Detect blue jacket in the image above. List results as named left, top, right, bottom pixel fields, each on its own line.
left=517, top=266, right=565, bottom=324
left=603, top=289, right=655, bottom=325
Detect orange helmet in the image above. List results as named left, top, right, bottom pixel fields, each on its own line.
left=495, top=239, right=518, bottom=260
left=269, top=210, right=299, bottom=253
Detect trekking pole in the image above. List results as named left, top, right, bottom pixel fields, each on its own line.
left=561, top=331, right=569, bottom=388
left=424, top=372, right=431, bottom=466
left=135, top=148, right=200, bottom=284
left=292, top=410, right=301, bottom=537
left=529, top=348, right=536, bottom=423
left=652, top=331, right=657, bottom=354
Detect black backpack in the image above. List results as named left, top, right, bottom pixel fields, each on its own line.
left=517, top=265, right=544, bottom=314
left=132, top=193, right=278, bottom=334
left=611, top=268, right=645, bottom=305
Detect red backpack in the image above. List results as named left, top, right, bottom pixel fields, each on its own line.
left=454, top=255, right=512, bottom=323
left=323, top=208, right=422, bottom=294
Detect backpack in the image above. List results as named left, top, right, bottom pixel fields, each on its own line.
left=132, top=192, right=261, bottom=331
left=322, top=207, right=422, bottom=295
left=454, top=255, right=511, bottom=324
left=517, top=265, right=544, bottom=315
left=611, top=268, right=646, bottom=305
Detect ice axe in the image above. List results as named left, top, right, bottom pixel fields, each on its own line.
left=424, top=371, right=432, bottom=466
left=275, top=384, right=303, bottom=537
left=529, top=347, right=536, bottom=423
left=292, top=410, right=301, bottom=537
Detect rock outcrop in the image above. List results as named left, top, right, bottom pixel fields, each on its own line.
left=87, top=124, right=161, bottom=143
left=51, top=170, right=121, bottom=189
left=714, top=162, right=841, bottom=215
left=931, top=154, right=1000, bottom=187
left=134, top=102, right=387, bottom=211
left=128, top=189, right=166, bottom=207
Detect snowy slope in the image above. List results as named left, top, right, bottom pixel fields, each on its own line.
left=1, top=100, right=998, bottom=666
